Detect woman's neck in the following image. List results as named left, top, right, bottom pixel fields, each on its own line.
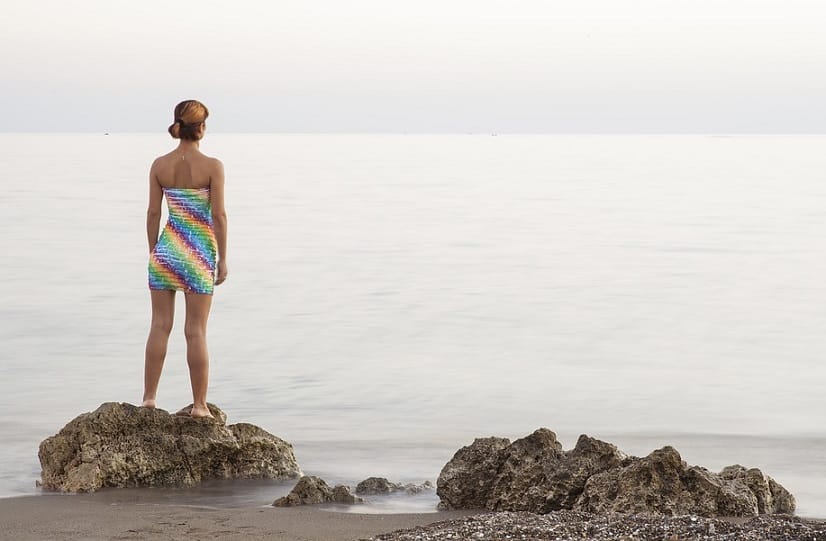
left=177, top=140, right=200, bottom=152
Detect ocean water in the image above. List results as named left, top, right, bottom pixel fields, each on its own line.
left=1, top=133, right=824, bottom=516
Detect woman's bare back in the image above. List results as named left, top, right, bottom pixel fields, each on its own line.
left=152, top=149, right=221, bottom=190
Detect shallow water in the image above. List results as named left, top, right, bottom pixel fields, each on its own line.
left=1, top=134, right=824, bottom=515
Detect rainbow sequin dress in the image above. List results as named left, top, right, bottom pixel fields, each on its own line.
left=148, top=188, right=217, bottom=295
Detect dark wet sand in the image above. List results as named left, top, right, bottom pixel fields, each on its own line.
left=0, top=494, right=476, bottom=541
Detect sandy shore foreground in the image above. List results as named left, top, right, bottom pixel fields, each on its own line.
left=0, top=495, right=474, bottom=541
left=5, top=495, right=826, bottom=541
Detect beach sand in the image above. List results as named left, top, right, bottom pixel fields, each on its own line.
left=0, top=494, right=475, bottom=541
left=4, top=494, right=826, bottom=541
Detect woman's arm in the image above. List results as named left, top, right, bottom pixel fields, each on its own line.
left=210, top=158, right=228, bottom=285
left=147, top=160, right=163, bottom=253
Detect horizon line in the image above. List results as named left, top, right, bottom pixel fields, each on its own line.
left=2, top=131, right=826, bottom=136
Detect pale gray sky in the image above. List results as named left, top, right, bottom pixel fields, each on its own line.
left=2, top=0, right=825, bottom=132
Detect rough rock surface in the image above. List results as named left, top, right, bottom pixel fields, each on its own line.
left=38, top=402, right=301, bottom=492
left=356, top=477, right=434, bottom=495
left=437, top=428, right=796, bottom=517
left=370, top=511, right=826, bottom=541
left=720, top=464, right=797, bottom=514
left=438, top=429, right=628, bottom=513
left=436, top=436, right=510, bottom=509
left=488, top=430, right=631, bottom=512
left=273, top=475, right=363, bottom=506
left=576, top=446, right=796, bottom=517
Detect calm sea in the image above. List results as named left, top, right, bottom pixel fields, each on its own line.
left=1, top=134, right=824, bottom=516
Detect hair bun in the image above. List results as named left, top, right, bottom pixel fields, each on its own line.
left=169, top=100, right=209, bottom=140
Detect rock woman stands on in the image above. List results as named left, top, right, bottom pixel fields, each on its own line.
left=142, top=100, right=228, bottom=418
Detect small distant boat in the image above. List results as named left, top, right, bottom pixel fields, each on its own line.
left=104, top=133, right=110, bottom=136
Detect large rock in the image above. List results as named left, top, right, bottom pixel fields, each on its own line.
left=436, top=436, right=511, bottom=509
left=273, top=475, right=363, bottom=506
left=719, top=465, right=797, bottom=515
left=438, top=429, right=628, bottom=513
left=488, top=430, right=630, bottom=512
left=38, top=402, right=301, bottom=492
left=437, top=429, right=796, bottom=518
left=576, top=446, right=796, bottom=516
left=576, top=446, right=757, bottom=516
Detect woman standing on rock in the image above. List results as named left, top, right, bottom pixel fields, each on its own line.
left=142, top=100, right=228, bottom=418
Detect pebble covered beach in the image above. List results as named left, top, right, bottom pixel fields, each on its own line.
left=369, top=511, right=826, bottom=541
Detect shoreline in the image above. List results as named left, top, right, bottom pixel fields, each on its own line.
left=2, top=493, right=825, bottom=541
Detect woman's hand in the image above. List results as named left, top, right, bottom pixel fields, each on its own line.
left=216, top=260, right=228, bottom=286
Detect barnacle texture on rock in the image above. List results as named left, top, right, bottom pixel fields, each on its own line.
left=437, top=428, right=795, bottom=517
left=39, top=402, right=301, bottom=492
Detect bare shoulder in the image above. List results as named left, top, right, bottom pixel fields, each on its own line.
left=149, top=155, right=166, bottom=175
left=207, top=156, right=225, bottom=175
left=152, top=151, right=175, bottom=169
left=156, top=149, right=178, bottom=162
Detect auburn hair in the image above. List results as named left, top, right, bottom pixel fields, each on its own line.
left=168, top=100, right=209, bottom=141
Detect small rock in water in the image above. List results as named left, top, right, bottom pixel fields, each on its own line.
left=273, top=475, right=364, bottom=506
left=357, top=477, right=401, bottom=495
left=332, top=484, right=363, bottom=504
left=403, top=480, right=434, bottom=494
left=356, top=476, right=434, bottom=495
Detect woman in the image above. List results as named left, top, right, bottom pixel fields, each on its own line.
left=142, top=100, right=228, bottom=418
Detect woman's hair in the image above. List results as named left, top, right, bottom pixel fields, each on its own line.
left=168, top=100, right=210, bottom=140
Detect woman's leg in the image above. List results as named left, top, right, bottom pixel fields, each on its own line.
left=183, top=292, right=214, bottom=418
left=143, top=290, right=176, bottom=408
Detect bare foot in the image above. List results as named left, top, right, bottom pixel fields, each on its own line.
left=190, top=405, right=214, bottom=419
left=141, top=399, right=157, bottom=409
